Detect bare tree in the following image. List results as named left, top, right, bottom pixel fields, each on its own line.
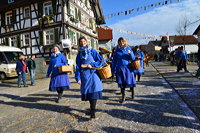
left=176, top=15, right=191, bottom=49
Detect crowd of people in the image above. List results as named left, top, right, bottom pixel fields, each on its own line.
left=15, top=36, right=200, bottom=119
left=45, top=36, right=146, bottom=118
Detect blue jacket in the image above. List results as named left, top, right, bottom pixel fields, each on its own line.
left=111, top=46, right=135, bottom=73
left=133, top=50, right=145, bottom=74
left=176, top=50, right=188, bottom=61
left=46, top=53, right=68, bottom=78
left=16, top=60, right=27, bottom=74
left=75, top=48, right=103, bottom=82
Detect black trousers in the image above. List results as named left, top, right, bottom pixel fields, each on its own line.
left=56, top=87, right=63, bottom=95
left=89, top=99, right=97, bottom=111
left=177, top=60, right=187, bottom=72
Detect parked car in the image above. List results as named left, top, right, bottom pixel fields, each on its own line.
left=0, top=46, right=23, bottom=80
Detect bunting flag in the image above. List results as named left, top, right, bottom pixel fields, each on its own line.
left=113, top=28, right=162, bottom=38
left=125, top=37, right=155, bottom=40
left=105, top=0, right=184, bottom=19
left=98, top=26, right=163, bottom=39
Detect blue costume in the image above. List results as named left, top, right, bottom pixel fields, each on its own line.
left=112, top=46, right=136, bottom=88
left=176, top=50, right=188, bottom=61
left=133, top=50, right=145, bottom=75
left=176, top=49, right=188, bottom=72
left=46, top=53, right=70, bottom=91
left=75, top=46, right=103, bottom=101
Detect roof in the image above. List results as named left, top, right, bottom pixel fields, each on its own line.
left=90, top=0, right=106, bottom=25
left=0, top=46, right=22, bottom=52
left=193, top=25, right=200, bottom=35
left=169, top=35, right=198, bottom=45
left=149, top=40, right=162, bottom=46
left=98, top=26, right=113, bottom=40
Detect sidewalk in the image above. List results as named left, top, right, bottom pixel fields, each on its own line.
left=0, top=63, right=200, bottom=132
left=151, top=61, right=200, bottom=120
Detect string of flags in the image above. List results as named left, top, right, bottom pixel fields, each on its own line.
left=113, top=28, right=162, bottom=38
left=125, top=37, right=156, bottom=41
left=105, top=0, right=184, bottom=19
left=97, top=26, right=163, bottom=40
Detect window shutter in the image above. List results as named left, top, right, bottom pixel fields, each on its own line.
left=39, top=31, right=44, bottom=46
left=12, top=10, right=16, bottom=24
left=67, top=4, right=70, bottom=16
left=75, top=8, right=78, bottom=20
left=52, top=0, right=57, bottom=15
left=78, top=10, right=81, bottom=21
left=5, top=38, right=9, bottom=46
left=85, top=0, right=87, bottom=7
left=54, top=28, right=59, bottom=43
left=38, top=2, right=43, bottom=17
left=1, top=13, right=5, bottom=26
left=17, top=34, right=21, bottom=48
left=76, top=32, right=79, bottom=44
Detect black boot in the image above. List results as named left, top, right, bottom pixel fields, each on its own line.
left=137, top=75, right=141, bottom=82
left=89, top=100, right=97, bottom=119
left=130, top=87, right=134, bottom=99
left=119, top=88, right=125, bottom=103
left=56, top=89, right=63, bottom=103
left=90, top=109, right=96, bottom=119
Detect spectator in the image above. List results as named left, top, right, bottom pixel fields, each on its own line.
left=27, top=55, right=36, bottom=85
left=16, top=55, right=28, bottom=88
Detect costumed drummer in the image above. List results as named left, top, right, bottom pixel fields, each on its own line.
left=74, top=36, right=104, bottom=119
left=112, top=37, right=136, bottom=103
left=46, top=45, right=70, bottom=103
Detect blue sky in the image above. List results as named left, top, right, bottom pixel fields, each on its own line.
left=100, top=0, right=200, bottom=46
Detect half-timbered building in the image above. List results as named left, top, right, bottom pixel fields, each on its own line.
left=0, top=0, right=105, bottom=73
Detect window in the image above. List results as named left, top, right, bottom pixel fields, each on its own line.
left=81, top=13, right=85, bottom=24
left=10, top=36, right=17, bottom=47
left=44, top=2, right=52, bottom=16
left=45, top=29, right=54, bottom=45
left=3, top=52, right=23, bottom=64
left=24, top=7, right=30, bottom=18
left=72, top=32, right=76, bottom=44
left=0, top=52, right=7, bottom=64
left=70, top=6, right=75, bottom=16
left=68, top=29, right=76, bottom=44
left=6, top=13, right=12, bottom=25
left=8, top=0, right=14, bottom=3
left=24, top=33, right=30, bottom=46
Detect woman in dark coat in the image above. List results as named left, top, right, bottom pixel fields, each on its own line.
left=112, top=37, right=136, bottom=103
left=75, top=36, right=103, bottom=119
left=46, top=45, right=70, bottom=103
left=16, top=55, right=28, bottom=87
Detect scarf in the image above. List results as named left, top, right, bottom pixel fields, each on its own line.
left=119, top=46, right=127, bottom=51
left=79, top=45, right=90, bottom=60
left=51, top=51, right=61, bottom=58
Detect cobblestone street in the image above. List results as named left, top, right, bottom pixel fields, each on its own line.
left=0, top=62, right=200, bottom=133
